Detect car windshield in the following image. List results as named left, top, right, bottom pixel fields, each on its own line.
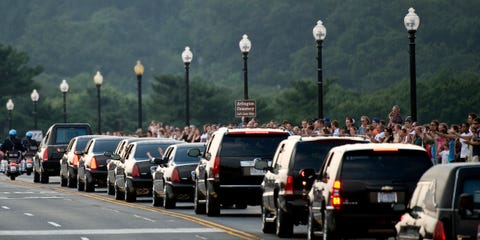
left=340, top=149, right=432, bottom=181
left=292, top=140, right=366, bottom=171
left=55, top=128, right=89, bottom=144
left=220, top=134, right=287, bottom=157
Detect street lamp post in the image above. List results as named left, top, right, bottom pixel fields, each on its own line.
left=59, top=79, right=69, bottom=123
left=404, top=7, right=420, bottom=122
left=134, top=60, right=144, bottom=130
left=313, top=20, right=327, bottom=119
left=6, top=99, right=14, bottom=130
left=239, top=34, right=252, bottom=100
left=30, top=89, right=39, bottom=129
left=182, top=47, right=193, bottom=127
left=94, top=71, right=104, bottom=134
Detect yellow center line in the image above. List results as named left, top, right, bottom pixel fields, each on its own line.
left=2, top=179, right=261, bottom=240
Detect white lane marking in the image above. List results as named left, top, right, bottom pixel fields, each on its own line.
left=134, top=214, right=156, bottom=222
left=48, top=222, right=62, bottom=228
left=0, top=228, right=223, bottom=236
left=195, top=235, right=209, bottom=240
left=80, top=237, right=90, bottom=240
left=14, top=191, right=34, bottom=194
left=0, top=196, right=64, bottom=200
left=24, top=213, right=34, bottom=216
left=1, top=206, right=10, bottom=210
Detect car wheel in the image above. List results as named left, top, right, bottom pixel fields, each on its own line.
left=40, top=171, right=49, bottom=184
left=67, top=167, right=76, bottom=188
left=10, top=175, right=16, bottom=181
left=307, top=205, right=321, bottom=240
left=77, top=173, right=85, bottom=191
left=194, top=181, right=206, bottom=214
left=114, top=181, right=124, bottom=200
left=163, top=184, right=176, bottom=209
left=206, top=185, right=220, bottom=216
left=276, top=202, right=293, bottom=238
left=261, top=205, right=276, bottom=234
left=124, top=179, right=136, bottom=202
left=85, top=172, right=95, bottom=192
left=152, top=188, right=163, bottom=207
left=106, top=179, right=115, bottom=195
left=33, top=169, right=40, bottom=183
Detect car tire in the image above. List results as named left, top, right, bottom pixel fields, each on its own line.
left=77, top=174, right=85, bottom=192
left=276, top=202, right=293, bottom=238
left=261, top=205, right=276, bottom=234
left=114, top=181, right=124, bottom=200
left=106, top=179, right=115, bottom=195
left=307, top=205, right=321, bottom=240
left=10, top=175, right=15, bottom=181
left=194, top=181, right=206, bottom=214
left=85, top=172, right=95, bottom=192
left=124, top=179, right=136, bottom=202
left=40, top=171, right=49, bottom=184
left=152, top=189, right=163, bottom=207
left=206, top=185, right=220, bottom=216
left=60, top=174, right=67, bottom=187
left=67, top=167, right=76, bottom=188
left=33, top=169, right=40, bottom=183
left=163, top=184, right=176, bottom=209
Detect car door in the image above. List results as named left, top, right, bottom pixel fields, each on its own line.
left=452, top=167, right=480, bottom=239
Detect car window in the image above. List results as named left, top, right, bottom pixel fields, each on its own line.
left=175, top=146, right=205, bottom=164
left=220, top=135, right=286, bottom=157
left=462, top=179, right=480, bottom=210
left=273, top=143, right=289, bottom=170
left=135, top=143, right=176, bottom=159
left=92, top=140, right=121, bottom=154
left=55, top=127, right=89, bottom=144
left=292, top=140, right=365, bottom=171
left=340, top=149, right=431, bottom=181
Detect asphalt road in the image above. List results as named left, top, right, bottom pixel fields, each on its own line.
left=0, top=174, right=308, bottom=240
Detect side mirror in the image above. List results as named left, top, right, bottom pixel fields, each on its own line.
left=459, top=193, right=474, bottom=218
left=254, top=158, right=271, bottom=171
left=188, top=148, right=201, bottom=157
left=152, top=157, right=163, bottom=165
left=104, top=151, right=113, bottom=158
left=110, top=154, right=121, bottom=160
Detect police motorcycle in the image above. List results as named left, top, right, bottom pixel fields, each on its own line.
left=1, top=150, right=23, bottom=181
left=23, top=132, right=38, bottom=176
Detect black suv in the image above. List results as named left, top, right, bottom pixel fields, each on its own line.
left=193, top=128, right=290, bottom=216
left=307, top=143, right=433, bottom=240
left=254, top=135, right=369, bottom=237
left=396, top=163, right=480, bottom=240
left=34, top=123, right=92, bottom=183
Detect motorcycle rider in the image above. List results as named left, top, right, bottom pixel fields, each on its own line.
left=22, top=131, right=38, bottom=172
left=0, top=129, right=26, bottom=172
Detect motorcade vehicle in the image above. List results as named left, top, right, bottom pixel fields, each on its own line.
left=34, top=123, right=92, bottom=183
left=77, top=136, right=127, bottom=192
left=193, top=127, right=290, bottom=216
left=115, top=139, right=181, bottom=202
left=395, top=163, right=480, bottom=240
left=152, top=142, right=205, bottom=208
left=24, top=144, right=37, bottom=175
left=3, top=151, right=22, bottom=180
left=59, top=135, right=103, bottom=188
left=254, top=135, right=369, bottom=237
left=307, top=143, right=433, bottom=240
left=105, top=137, right=156, bottom=195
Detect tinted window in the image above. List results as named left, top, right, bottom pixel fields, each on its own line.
left=341, top=149, right=432, bottom=181
left=292, top=140, right=366, bottom=171
left=463, top=179, right=480, bottom=209
left=76, top=138, right=93, bottom=151
left=220, top=134, right=287, bottom=157
left=55, top=128, right=89, bottom=144
left=175, top=146, right=206, bottom=164
left=135, top=143, right=177, bottom=159
left=93, top=140, right=121, bottom=153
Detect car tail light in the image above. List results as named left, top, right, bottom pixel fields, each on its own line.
left=26, top=158, right=32, bottom=164
left=90, top=157, right=98, bottom=170
left=433, top=220, right=446, bottom=240
left=171, top=168, right=180, bottom=183
left=132, top=164, right=140, bottom=178
left=42, top=149, right=48, bottom=161
left=213, top=156, right=220, bottom=179
left=330, top=180, right=342, bottom=209
left=285, top=175, right=294, bottom=195
left=73, top=154, right=79, bottom=167
left=10, top=162, right=16, bottom=167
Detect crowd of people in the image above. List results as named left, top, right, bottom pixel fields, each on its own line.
left=137, top=105, right=480, bottom=166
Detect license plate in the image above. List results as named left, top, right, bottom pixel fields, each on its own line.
left=10, top=166, right=17, bottom=172
left=378, top=192, right=397, bottom=203
left=26, top=163, right=32, bottom=168
left=249, top=167, right=265, bottom=175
